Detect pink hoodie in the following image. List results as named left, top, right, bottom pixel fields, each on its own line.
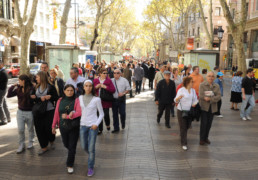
left=52, top=98, right=82, bottom=129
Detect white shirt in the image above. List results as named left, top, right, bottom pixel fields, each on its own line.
left=79, top=96, right=104, bottom=126
left=112, top=77, right=131, bottom=99
left=174, top=87, right=198, bottom=111
left=65, top=76, right=85, bottom=89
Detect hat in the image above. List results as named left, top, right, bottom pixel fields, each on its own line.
left=217, top=72, right=224, bottom=76
left=164, top=71, right=171, bottom=74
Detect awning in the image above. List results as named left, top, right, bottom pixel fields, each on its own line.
left=11, top=36, right=21, bottom=46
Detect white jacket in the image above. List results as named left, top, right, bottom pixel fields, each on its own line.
left=79, top=95, right=104, bottom=127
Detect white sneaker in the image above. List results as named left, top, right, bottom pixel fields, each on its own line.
left=67, top=167, right=74, bottom=174
left=27, top=142, right=33, bottom=149
left=216, top=115, right=223, bottom=118
left=242, top=117, right=247, bottom=121
left=246, top=116, right=252, bottom=120
left=182, top=146, right=188, bottom=151
left=16, top=144, right=25, bottom=154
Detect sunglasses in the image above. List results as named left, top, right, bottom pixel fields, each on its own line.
left=114, top=72, right=120, bottom=74
left=102, top=73, right=108, bottom=74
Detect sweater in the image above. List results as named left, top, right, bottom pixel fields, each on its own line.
left=0, top=69, right=8, bottom=91
left=155, top=79, right=176, bottom=104
left=93, top=77, right=116, bottom=108
left=52, top=97, right=81, bottom=128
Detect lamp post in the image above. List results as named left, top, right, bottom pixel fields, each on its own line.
left=169, top=45, right=172, bottom=63
left=218, top=26, right=224, bottom=66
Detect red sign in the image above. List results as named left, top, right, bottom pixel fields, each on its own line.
left=156, top=51, right=159, bottom=57
left=187, top=38, right=194, bottom=50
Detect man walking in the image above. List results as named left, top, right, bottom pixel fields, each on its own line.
left=134, top=63, right=144, bottom=94
left=123, top=63, right=134, bottom=98
left=111, top=69, right=131, bottom=133
left=240, top=68, right=256, bottom=121
left=148, top=64, right=156, bottom=90
left=189, top=66, right=204, bottom=95
left=65, top=67, right=85, bottom=96
left=0, top=61, right=11, bottom=125
left=199, top=72, right=221, bottom=145
left=155, top=71, right=176, bottom=128
left=154, top=64, right=166, bottom=90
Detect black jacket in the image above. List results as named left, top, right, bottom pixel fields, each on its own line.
left=54, top=78, right=65, bottom=97
left=155, top=79, right=176, bottom=104
left=142, top=63, right=149, bottom=78
left=148, top=66, right=156, bottom=80
left=33, top=84, right=59, bottom=106
left=0, top=69, right=8, bottom=91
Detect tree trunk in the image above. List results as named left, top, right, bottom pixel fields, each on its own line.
left=233, top=32, right=246, bottom=73
left=59, top=0, right=72, bottom=44
left=20, top=26, right=31, bottom=74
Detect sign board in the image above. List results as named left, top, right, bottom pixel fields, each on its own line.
left=169, top=51, right=178, bottom=57
left=187, top=38, right=194, bottom=50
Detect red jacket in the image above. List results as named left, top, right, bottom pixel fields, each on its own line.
left=93, top=77, right=116, bottom=108
left=52, top=98, right=81, bottom=128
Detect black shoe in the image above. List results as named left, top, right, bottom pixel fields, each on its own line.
left=157, top=119, right=160, bottom=124
left=7, top=119, right=11, bottom=123
left=130, top=96, right=134, bottom=98
left=107, top=127, right=110, bottom=131
left=0, top=121, right=7, bottom=126
left=122, top=125, right=125, bottom=129
left=98, top=131, right=102, bottom=135
left=172, top=114, right=175, bottom=117
left=165, top=124, right=171, bottom=128
left=111, top=130, right=120, bottom=133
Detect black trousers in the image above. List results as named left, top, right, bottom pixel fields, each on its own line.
left=149, top=79, right=154, bottom=90
left=99, top=108, right=111, bottom=132
left=215, top=100, right=222, bottom=115
left=34, top=110, right=56, bottom=148
left=200, top=108, right=214, bottom=141
left=177, top=110, right=191, bottom=146
left=157, top=104, right=171, bottom=125
left=128, top=80, right=133, bottom=97
left=60, top=126, right=79, bottom=167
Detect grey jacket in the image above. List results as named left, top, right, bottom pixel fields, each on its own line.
left=199, top=81, right=221, bottom=113
left=134, top=66, right=144, bottom=81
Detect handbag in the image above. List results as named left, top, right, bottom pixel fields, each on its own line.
left=32, top=100, right=48, bottom=117
left=60, top=100, right=80, bottom=130
left=100, top=88, right=114, bottom=102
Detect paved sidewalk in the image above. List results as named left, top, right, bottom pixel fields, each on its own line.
left=1, top=83, right=258, bottom=180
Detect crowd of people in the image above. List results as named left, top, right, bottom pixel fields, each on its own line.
left=0, top=59, right=257, bottom=177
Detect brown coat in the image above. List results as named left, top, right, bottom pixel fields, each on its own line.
left=199, top=81, right=221, bottom=113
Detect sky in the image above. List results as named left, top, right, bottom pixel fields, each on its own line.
left=59, top=0, right=151, bottom=22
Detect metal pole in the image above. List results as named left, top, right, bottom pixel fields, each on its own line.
left=74, top=0, right=77, bottom=46
left=219, top=39, right=221, bottom=67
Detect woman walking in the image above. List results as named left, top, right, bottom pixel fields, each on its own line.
left=52, top=84, right=81, bottom=174
left=171, top=68, right=182, bottom=117
left=93, top=68, right=115, bottom=135
left=7, top=75, right=35, bottom=153
left=230, top=71, right=243, bottom=110
left=79, top=80, right=104, bottom=177
left=174, top=77, right=198, bottom=150
left=31, top=71, right=58, bottom=155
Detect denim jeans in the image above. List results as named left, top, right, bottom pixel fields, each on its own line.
left=16, top=109, right=35, bottom=145
left=112, top=100, right=126, bottom=131
left=0, top=90, right=11, bottom=123
left=80, top=126, right=98, bottom=169
left=135, top=80, right=142, bottom=93
left=240, top=95, right=255, bottom=118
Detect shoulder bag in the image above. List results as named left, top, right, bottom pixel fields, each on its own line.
left=100, top=88, right=114, bottom=102
left=114, top=80, right=126, bottom=102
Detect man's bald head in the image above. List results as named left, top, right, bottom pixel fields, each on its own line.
left=206, top=71, right=215, bottom=84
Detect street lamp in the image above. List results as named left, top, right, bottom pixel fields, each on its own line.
left=218, top=26, right=224, bottom=66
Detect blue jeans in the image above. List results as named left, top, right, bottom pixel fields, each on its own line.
left=112, top=100, right=126, bottom=131
left=240, top=95, right=255, bottom=118
left=80, top=126, right=98, bottom=169
left=16, top=109, right=35, bottom=145
left=135, top=80, right=142, bottom=93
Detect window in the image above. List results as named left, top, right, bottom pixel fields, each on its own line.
left=11, top=46, right=15, bottom=53
left=215, top=7, right=221, bottom=16
left=189, top=30, right=191, bottom=37
left=197, top=27, right=200, bottom=36
left=232, top=9, right=235, bottom=19
left=197, top=43, right=199, bottom=48
left=244, top=32, right=248, bottom=43
left=0, top=0, right=3, bottom=18
left=214, top=26, right=218, bottom=35
left=192, top=28, right=195, bottom=36
left=256, top=0, right=258, bottom=10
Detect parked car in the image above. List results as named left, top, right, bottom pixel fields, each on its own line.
left=29, top=63, right=41, bottom=75
left=5, top=64, right=20, bottom=78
